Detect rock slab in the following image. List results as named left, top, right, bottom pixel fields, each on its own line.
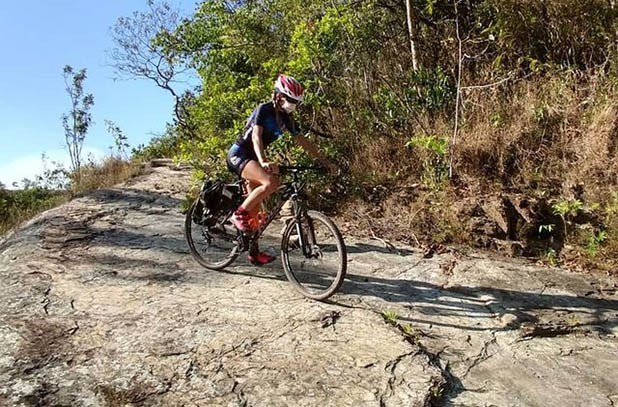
left=1, top=163, right=617, bottom=406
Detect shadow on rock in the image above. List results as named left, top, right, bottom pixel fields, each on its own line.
left=336, top=273, right=618, bottom=333
left=90, top=228, right=188, bottom=254
left=81, top=188, right=183, bottom=209
left=345, top=242, right=416, bottom=256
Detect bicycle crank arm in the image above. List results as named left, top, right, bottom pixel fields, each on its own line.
left=238, top=232, right=251, bottom=253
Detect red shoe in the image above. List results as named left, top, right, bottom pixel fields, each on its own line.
left=230, top=207, right=250, bottom=231
left=248, top=252, right=277, bottom=266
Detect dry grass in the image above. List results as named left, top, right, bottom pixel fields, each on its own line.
left=454, top=71, right=618, bottom=197
left=340, top=69, right=618, bottom=271
left=0, top=193, right=69, bottom=236
left=340, top=186, right=470, bottom=247
left=74, top=156, right=143, bottom=194
left=1, top=157, right=144, bottom=237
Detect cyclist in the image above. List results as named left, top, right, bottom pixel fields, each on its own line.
left=226, top=74, right=337, bottom=265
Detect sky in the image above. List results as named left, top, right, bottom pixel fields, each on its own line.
left=0, top=0, right=199, bottom=188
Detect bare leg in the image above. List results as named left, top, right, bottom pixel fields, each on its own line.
left=244, top=180, right=260, bottom=218
left=240, top=166, right=274, bottom=256
left=240, top=160, right=279, bottom=212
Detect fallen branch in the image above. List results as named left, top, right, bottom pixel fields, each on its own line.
left=370, top=230, right=402, bottom=255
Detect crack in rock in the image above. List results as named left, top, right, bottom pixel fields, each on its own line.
left=417, top=344, right=458, bottom=407
left=378, top=351, right=416, bottom=406
left=376, top=308, right=462, bottom=406
left=232, top=379, right=249, bottom=407
left=461, top=334, right=497, bottom=378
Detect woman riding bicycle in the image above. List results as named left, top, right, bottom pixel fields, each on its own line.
left=226, top=74, right=337, bottom=265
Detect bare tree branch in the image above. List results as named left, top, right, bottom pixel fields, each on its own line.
left=107, top=1, right=194, bottom=131
left=461, top=75, right=513, bottom=90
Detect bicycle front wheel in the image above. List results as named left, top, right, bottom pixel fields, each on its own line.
left=281, top=210, right=347, bottom=300
left=184, top=200, right=239, bottom=270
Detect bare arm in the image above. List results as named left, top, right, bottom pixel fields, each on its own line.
left=251, top=125, right=267, bottom=165
left=294, top=134, right=337, bottom=173
left=252, top=125, right=278, bottom=173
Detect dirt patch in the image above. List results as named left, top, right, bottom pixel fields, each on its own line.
left=15, top=318, right=76, bottom=375
left=96, top=382, right=171, bottom=406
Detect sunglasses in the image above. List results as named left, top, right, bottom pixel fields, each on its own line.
left=283, top=95, right=300, bottom=105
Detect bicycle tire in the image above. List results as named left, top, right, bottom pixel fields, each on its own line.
left=184, top=199, right=239, bottom=270
left=280, top=210, right=347, bottom=300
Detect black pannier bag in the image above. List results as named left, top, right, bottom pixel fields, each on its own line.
left=193, top=180, right=242, bottom=226
left=219, top=183, right=242, bottom=212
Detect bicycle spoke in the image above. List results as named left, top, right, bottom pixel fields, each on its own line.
left=185, top=201, right=239, bottom=270
left=281, top=211, right=346, bottom=300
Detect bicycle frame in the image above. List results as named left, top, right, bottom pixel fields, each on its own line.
left=236, top=167, right=319, bottom=255
left=187, top=164, right=345, bottom=300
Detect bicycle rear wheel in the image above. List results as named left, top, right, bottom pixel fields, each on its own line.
left=184, top=199, right=239, bottom=270
left=281, top=210, right=347, bottom=300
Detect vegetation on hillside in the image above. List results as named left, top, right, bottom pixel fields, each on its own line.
left=5, top=1, right=618, bottom=271
left=1, top=67, right=143, bottom=237
left=0, top=156, right=143, bottom=237
left=115, top=0, right=616, bottom=269
left=0, top=184, right=66, bottom=236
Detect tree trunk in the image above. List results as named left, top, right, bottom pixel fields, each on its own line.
left=405, top=0, right=419, bottom=71
left=450, top=0, right=463, bottom=179
left=609, top=0, right=618, bottom=48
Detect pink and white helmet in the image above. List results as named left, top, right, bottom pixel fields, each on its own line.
left=274, top=74, right=304, bottom=103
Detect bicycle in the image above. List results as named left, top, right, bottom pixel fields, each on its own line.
left=184, top=165, right=347, bottom=300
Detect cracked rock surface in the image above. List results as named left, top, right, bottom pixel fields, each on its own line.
left=1, top=162, right=617, bottom=406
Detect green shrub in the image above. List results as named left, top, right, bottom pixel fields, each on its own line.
left=586, top=231, right=608, bottom=258
left=0, top=187, right=69, bottom=235
left=131, top=128, right=180, bottom=162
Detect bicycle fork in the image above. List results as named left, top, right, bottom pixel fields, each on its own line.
left=292, top=198, right=317, bottom=258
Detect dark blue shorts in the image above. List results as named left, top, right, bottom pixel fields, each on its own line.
left=226, top=144, right=257, bottom=177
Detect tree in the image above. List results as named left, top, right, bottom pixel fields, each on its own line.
left=62, top=65, right=94, bottom=187
left=405, top=0, right=419, bottom=71
left=36, top=153, right=70, bottom=190
left=108, top=0, right=193, bottom=131
left=105, top=120, right=129, bottom=158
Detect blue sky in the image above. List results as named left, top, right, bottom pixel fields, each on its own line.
left=0, top=1, right=198, bottom=187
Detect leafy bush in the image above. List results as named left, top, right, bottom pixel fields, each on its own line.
left=131, top=128, right=181, bottom=163
left=553, top=200, right=584, bottom=217
left=123, top=0, right=618, bottom=269
left=0, top=187, right=68, bottom=235
left=406, top=135, right=449, bottom=189
left=586, top=231, right=608, bottom=258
